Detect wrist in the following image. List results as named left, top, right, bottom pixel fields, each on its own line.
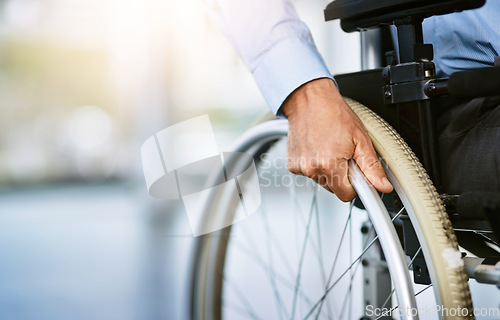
left=281, top=77, right=339, bottom=120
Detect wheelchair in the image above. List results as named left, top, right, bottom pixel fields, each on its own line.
left=190, top=0, right=500, bottom=319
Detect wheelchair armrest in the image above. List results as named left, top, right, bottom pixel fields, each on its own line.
left=448, top=66, right=500, bottom=98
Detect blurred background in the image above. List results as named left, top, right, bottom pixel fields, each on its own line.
left=0, top=0, right=360, bottom=319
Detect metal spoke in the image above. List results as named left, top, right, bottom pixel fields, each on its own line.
left=234, top=221, right=293, bottom=320
left=230, top=241, right=317, bottom=307
left=263, top=222, right=296, bottom=280
left=337, top=214, right=355, bottom=320
left=259, top=186, right=297, bottom=280
left=338, top=281, right=354, bottom=320
left=374, top=207, right=411, bottom=312
left=222, top=142, right=419, bottom=320
left=303, top=235, right=380, bottom=319
left=260, top=202, right=290, bottom=320
left=289, top=175, right=330, bottom=316
left=315, top=201, right=355, bottom=319
left=374, top=284, right=433, bottom=320
left=221, top=299, right=263, bottom=320
left=392, top=207, right=405, bottom=221
left=290, top=186, right=318, bottom=319
left=222, top=274, right=261, bottom=320
left=379, top=247, right=423, bottom=311
left=290, top=177, right=301, bottom=259
left=325, top=202, right=355, bottom=286
left=312, top=204, right=405, bottom=319
left=415, top=283, right=433, bottom=296
left=288, top=183, right=325, bottom=266
left=312, top=189, right=334, bottom=320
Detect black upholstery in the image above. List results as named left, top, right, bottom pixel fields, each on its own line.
left=324, top=0, right=485, bottom=32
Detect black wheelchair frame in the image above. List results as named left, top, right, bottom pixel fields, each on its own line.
left=325, top=0, right=500, bottom=286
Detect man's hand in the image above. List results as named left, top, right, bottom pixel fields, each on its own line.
left=282, top=78, right=393, bottom=202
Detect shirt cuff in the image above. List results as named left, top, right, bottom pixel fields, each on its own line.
left=252, top=37, right=335, bottom=116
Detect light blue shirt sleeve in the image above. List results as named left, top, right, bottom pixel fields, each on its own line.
left=203, top=0, right=334, bottom=116
left=252, top=38, right=334, bottom=116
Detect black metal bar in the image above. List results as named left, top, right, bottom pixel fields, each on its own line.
left=396, top=20, right=423, bottom=63
left=423, top=101, right=442, bottom=190
left=417, top=102, right=434, bottom=182
left=424, top=79, right=449, bottom=97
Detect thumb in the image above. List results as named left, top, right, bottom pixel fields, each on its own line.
left=353, top=141, right=393, bottom=194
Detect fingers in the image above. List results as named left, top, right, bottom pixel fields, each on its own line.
left=282, top=82, right=392, bottom=201
left=313, top=175, right=334, bottom=194
left=287, top=137, right=393, bottom=201
left=323, top=159, right=356, bottom=202
left=287, top=155, right=357, bottom=202
left=353, top=139, right=394, bottom=194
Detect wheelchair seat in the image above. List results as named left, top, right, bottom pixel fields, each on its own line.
left=324, top=0, right=485, bottom=32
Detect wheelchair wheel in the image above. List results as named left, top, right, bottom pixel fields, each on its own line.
left=190, top=98, right=473, bottom=319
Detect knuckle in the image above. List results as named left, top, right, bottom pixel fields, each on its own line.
left=301, top=166, right=317, bottom=178
left=333, top=177, right=356, bottom=202
left=286, top=155, right=302, bottom=174
left=366, top=158, right=382, bottom=170
left=336, top=190, right=356, bottom=202
left=316, top=160, right=329, bottom=173
left=287, top=162, right=299, bottom=174
left=358, top=137, right=375, bottom=152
